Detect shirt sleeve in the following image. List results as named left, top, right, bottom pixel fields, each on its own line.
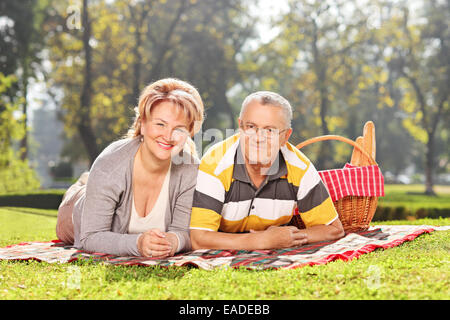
left=189, top=166, right=224, bottom=232
left=296, top=163, right=338, bottom=228
left=79, top=166, right=141, bottom=256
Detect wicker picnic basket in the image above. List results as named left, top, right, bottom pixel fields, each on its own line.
left=289, top=121, right=379, bottom=234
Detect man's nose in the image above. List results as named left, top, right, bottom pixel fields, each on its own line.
left=255, top=129, right=267, bottom=142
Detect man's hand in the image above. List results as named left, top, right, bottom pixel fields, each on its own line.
left=137, top=229, right=173, bottom=258
left=191, top=226, right=308, bottom=251
left=253, top=226, right=308, bottom=248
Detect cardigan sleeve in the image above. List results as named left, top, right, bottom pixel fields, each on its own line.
left=167, top=163, right=198, bottom=253
left=78, top=162, right=141, bottom=257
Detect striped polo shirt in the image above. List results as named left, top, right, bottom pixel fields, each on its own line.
left=190, top=133, right=338, bottom=233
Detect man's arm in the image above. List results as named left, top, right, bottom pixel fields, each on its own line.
left=296, top=162, right=345, bottom=243
left=190, top=226, right=308, bottom=251
left=302, top=217, right=345, bottom=243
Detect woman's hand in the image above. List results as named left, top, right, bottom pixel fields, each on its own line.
left=163, top=232, right=179, bottom=257
left=251, top=226, right=308, bottom=249
left=137, top=228, right=173, bottom=258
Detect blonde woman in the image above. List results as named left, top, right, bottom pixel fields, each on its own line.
left=56, top=78, right=204, bottom=258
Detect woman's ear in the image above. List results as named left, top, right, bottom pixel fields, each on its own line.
left=138, top=117, right=144, bottom=135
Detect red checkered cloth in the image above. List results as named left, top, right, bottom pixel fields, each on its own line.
left=318, top=163, right=384, bottom=202
left=1, top=225, right=447, bottom=270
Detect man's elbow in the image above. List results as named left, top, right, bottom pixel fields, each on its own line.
left=331, top=225, right=345, bottom=240
left=326, top=217, right=345, bottom=240
left=190, top=230, right=204, bottom=250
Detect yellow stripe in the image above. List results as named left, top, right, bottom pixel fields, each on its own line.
left=190, top=207, right=222, bottom=231
left=199, top=134, right=240, bottom=192
left=285, top=141, right=311, bottom=164
left=299, top=197, right=337, bottom=228
left=283, top=142, right=312, bottom=187
left=219, top=214, right=293, bottom=233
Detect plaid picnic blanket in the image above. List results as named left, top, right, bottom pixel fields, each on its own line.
left=318, top=164, right=385, bottom=202
left=1, top=225, right=448, bottom=270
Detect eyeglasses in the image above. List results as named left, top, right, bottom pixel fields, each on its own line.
left=151, top=121, right=189, bottom=140
left=240, top=123, right=289, bottom=139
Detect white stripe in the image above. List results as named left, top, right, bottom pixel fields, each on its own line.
left=327, top=170, right=339, bottom=201
left=362, top=166, right=366, bottom=195
left=189, top=227, right=216, bottom=231
left=355, top=168, right=360, bottom=195
left=334, top=170, right=344, bottom=199
left=213, top=139, right=240, bottom=176
left=348, top=168, right=355, bottom=195
left=297, top=164, right=321, bottom=200
left=221, top=198, right=296, bottom=222
left=341, top=168, right=350, bottom=197
left=281, top=145, right=308, bottom=170
left=252, top=198, right=297, bottom=220
left=195, top=170, right=225, bottom=203
left=371, top=165, right=376, bottom=196
left=221, top=200, right=252, bottom=221
left=379, top=167, right=383, bottom=196
left=325, top=214, right=339, bottom=225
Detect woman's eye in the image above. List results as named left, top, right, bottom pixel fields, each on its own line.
left=174, top=128, right=188, bottom=135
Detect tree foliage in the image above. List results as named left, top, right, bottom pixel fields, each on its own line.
left=0, top=0, right=448, bottom=193
left=43, top=0, right=255, bottom=165
left=0, top=73, right=40, bottom=193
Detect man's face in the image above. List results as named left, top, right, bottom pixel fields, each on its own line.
left=239, top=100, right=292, bottom=169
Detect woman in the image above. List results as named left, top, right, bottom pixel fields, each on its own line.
left=56, top=78, right=204, bottom=258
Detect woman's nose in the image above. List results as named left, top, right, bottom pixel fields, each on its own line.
left=161, top=127, right=173, bottom=141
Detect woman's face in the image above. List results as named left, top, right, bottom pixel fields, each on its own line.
left=140, top=100, right=190, bottom=162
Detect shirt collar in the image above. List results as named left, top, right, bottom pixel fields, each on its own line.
left=233, top=139, right=288, bottom=183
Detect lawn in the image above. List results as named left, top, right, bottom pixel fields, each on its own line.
left=379, top=184, right=450, bottom=211
left=0, top=206, right=449, bottom=300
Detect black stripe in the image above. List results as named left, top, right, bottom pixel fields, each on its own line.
left=192, top=190, right=223, bottom=215
left=224, top=179, right=298, bottom=203
left=225, top=180, right=255, bottom=203
left=257, top=179, right=297, bottom=201
left=297, top=181, right=330, bottom=212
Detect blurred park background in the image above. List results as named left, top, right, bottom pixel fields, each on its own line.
left=0, top=0, right=448, bottom=218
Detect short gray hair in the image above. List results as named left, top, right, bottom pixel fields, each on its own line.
left=239, top=91, right=293, bottom=127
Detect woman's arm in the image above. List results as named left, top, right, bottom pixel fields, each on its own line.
left=79, top=167, right=141, bottom=256
left=166, top=166, right=197, bottom=253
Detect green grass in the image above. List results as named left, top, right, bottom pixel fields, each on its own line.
left=380, top=184, right=450, bottom=211
left=0, top=206, right=449, bottom=300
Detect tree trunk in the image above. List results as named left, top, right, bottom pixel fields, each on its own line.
left=128, top=3, right=151, bottom=108
left=79, top=0, right=99, bottom=166
left=424, top=132, right=436, bottom=196
left=146, top=0, right=188, bottom=83
left=20, top=62, right=28, bottom=161
left=311, top=20, right=332, bottom=170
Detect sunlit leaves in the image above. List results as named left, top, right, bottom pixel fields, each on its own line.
left=0, top=73, right=40, bottom=193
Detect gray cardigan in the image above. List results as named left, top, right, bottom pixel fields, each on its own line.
left=72, top=136, right=199, bottom=256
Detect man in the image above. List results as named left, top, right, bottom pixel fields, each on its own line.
left=189, top=91, right=344, bottom=250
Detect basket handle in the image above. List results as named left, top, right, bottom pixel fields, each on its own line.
left=296, top=135, right=377, bottom=166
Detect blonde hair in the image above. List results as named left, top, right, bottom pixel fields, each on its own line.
left=127, top=78, right=204, bottom=157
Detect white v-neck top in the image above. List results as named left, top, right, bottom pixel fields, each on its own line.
left=128, top=164, right=171, bottom=234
